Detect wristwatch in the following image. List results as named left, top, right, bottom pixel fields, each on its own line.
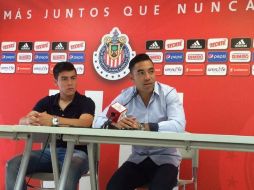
left=52, top=116, right=59, bottom=126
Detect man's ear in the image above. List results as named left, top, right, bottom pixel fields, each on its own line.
left=129, top=72, right=134, bottom=81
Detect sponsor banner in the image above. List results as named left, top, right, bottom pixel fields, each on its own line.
left=165, top=39, right=184, bottom=50
left=1, top=42, right=16, bottom=51
left=231, top=38, right=251, bottom=49
left=146, top=40, right=163, bottom=50
left=17, top=53, right=32, bottom=62
left=18, top=42, right=33, bottom=51
left=229, top=51, right=251, bottom=62
left=73, top=64, right=85, bottom=75
left=51, top=53, right=67, bottom=62
left=184, top=64, right=205, bottom=75
left=0, top=63, right=15, bottom=73
left=164, top=64, right=183, bottom=76
left=16, top=64, right=32, bottom=74
left=187, top=39, right=205, bottom=50
left=34, top=41, right=50, bottom=51
left=1, top=53, right=16, bottom=62
left=206, top=64, right=227, bottom=76
left=229, top=64, right=250, bottom=76
left=33, top=64, right=49, bottom=74
left=146, top=52, right=163, bottom=63
left=68, top=52, right=85, bottom=62
left=34, top=52, right=49, bottom=62
left=52, top=42, right=67, bottom=51
left=69, top=41, right=85, bottom=51
left=165, top=52, right=184, bottom=63
left=154, top=64, right=163, bottom=75
left=207, top=38, right=228, bottom=50
left=207, top=51, right=227, bottom=62
left=186, top=52, right=205, bottom=62
left=49, top=64, right=56, bottom=74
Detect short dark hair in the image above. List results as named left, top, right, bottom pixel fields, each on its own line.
left=53, top=62, right=76, bottom=80
left=128, top=53, right=153, bottom=72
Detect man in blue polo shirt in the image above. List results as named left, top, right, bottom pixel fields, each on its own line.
left=6, top=61, right=95, bottom=190
left=94, top=53, right=186, bottom=190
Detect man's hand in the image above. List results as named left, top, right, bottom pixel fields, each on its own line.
left=24, top=111, right=41, bottom=126
left=37, top=112, right=53, bottom=126
left=112, top=116, right=139, bottom=130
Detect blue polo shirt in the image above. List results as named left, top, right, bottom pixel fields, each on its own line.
left=33, top=91, right=95, bottom=153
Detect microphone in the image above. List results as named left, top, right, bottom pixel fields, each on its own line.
left=101, top=102, right=127, bottom=129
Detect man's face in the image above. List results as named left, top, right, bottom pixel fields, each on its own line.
left=55, top=70, right=77, bottom=97
left=130, top=60, right=155, bottom=94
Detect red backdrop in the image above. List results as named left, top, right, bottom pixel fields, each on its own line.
left=0, top=0, right=254, bottom=189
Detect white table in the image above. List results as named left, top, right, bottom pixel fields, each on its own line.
left=2, top=125, right=254, bottom=190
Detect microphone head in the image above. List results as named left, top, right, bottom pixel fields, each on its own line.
left=106, top=102, right=127, bottom=123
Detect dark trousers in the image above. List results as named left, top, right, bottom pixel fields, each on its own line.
left=107, top=157, right=178, bottom=190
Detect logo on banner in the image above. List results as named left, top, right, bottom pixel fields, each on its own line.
left=34, top=41, right=50, bottom=51
left=51, top=53, right=67, bottom=62
left=208, top=38, right=228, bottom=49
left=230, top=51, right=251, bottom=62
left=73, top=64, right=85, bottom=75
left=165, top=39, right=184, bottom=50
left=207, top=52, right=227, bottom=62
left=52, top=42, right=67, bottom=51
left=34, top=53, right=49, bottom=62
left=164, top=64, right=183, bottom=76
left=33, top=64, right=49, bottom=74
left=1, top=53, right=16, bottom=62
left=185, top=64, right=205, bottom=75
left=69, top=41, right=85, bottom=51
left=146, top=52, right=163, bottom=63
left=17, top=53, right=32, bottom=62
left=146, top=40, right=163, bottom=50
left=93, top=27, right=136, bottom=80
left=0, top=64, right=15, bottom=73
left=187, top=39, right=205, bottom=49
left=186, top=52, right=205, bottom=62
left=16, top=64, right=32, bottom=74
left=231, top=38, right=251, bottom=49
left=18, top=42, right=33, bottom=51
left=1, top=42, right=16, bottom=51
left=206, top=64, right=227, bottom=76
left=68, top=53, right=85, bottom=62
left=229, top=64, right=250, bottom=76
left=165, top=52, right=184, bottom=63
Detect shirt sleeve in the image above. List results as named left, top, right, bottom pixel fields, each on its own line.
left=158, top=88, right=186, bottom=133
left=81, top=97, right=95, bottom=116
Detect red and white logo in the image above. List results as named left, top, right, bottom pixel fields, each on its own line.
left=208, top=38, right=228, bottom=49
left=33, top=64, right=49, bottom=74
left=165, top=39, right=184, bottom=50
left=69, top=41, right=85, bottom=51
left=206, top=64, right=227, bottom=76
left=34, top=41, right=50, bottom=51
left=17, top=53, right=32, bottom=62
left=230, top=51, right=251, bottom=62
left=16, top=64, right=32, bottom=74
left=146, top=52, right=163, bottom=63
left=185, top=64, right=205, bottom=75
left=186, top=52, right=205, bottom=63
left=73, top=64, right=85, bottom=75
left=0, top=64, right=15, bottom=73
left=154, top=64, right=163, bottom=75
left=164, top=64, right=183, bottom=75
left=1, top=42, right=16, bottom=51
left=51, top=53, right=67, bottom=62
left=229, top=64, right=250, bottom=76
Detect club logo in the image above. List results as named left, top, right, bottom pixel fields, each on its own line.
left=93, top=27, right=136, bottom=80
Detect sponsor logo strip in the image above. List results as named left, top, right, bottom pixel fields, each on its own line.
left=146, top=52, right=163, bottom=63
left=229, top=64, right=250, bottom=76
left=73, top=64, right=85, bottom=75
left=69, top=41, right=85, bottom=51
left=68, top=53, right=85, bottom=62
left=33, top=64, right=49, bottom=74
left=51, top=53, right=67, bottom=62
left=16, top=64, right=32, bottom=74
left=1, top=42, right=16, bottom=51
left=34, top=41, right=50, bottom=51
left=165, top=52, right=184, bottom=63
left=165, top=39, right=184, bottom=50
left=206, top=64, right=227, bottom=76
left=17, top=53, right=32, bottom=62
left=0, top=64, right=15, bottom=73
left=207, top=38, right=228, bottom=50
left=207, top=52, right=227, bottom=62
left=146, top=40, right=163, bottom=50
left=1, top=53, right=16, bottom=62
left=184, top=64, right=205, bottom=75
left=186, top=52, right=205, bottom=63
left=164, top=64, right=183, bottom=76
left=229, top=51, right=251, bottom=62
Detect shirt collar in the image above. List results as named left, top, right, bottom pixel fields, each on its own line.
left=53, top=91, right=79, bottom=106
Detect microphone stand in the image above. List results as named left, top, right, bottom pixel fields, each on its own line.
left=101, top=112, right=115, bottom=129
